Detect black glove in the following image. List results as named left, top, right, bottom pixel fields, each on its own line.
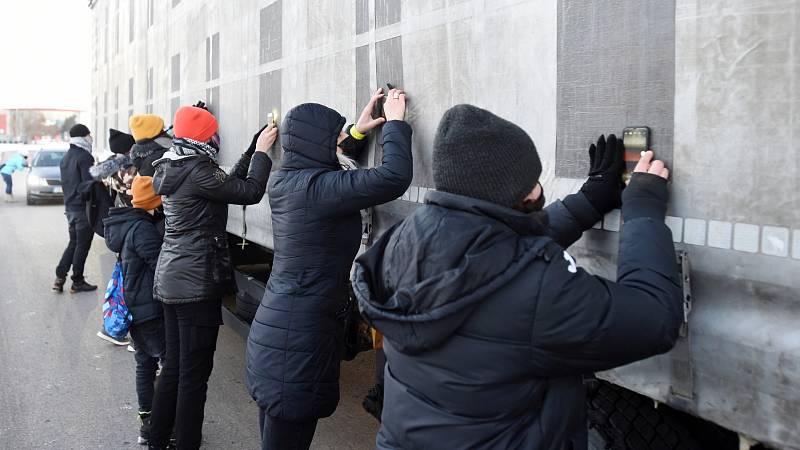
left=245, top=124, right=270, bottom=157
left=193, top=100, right=209, bottom=111
left=579, top=134, right=625, bottom=215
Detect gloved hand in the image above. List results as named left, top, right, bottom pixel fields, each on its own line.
left=245, top=123, right=270, bottom=157
left=579, top=134, right=625, bottom=215
left=193, top=100, right=209, bottom=111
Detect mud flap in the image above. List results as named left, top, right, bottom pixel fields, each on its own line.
left=670, top=251, right=693, bottom=406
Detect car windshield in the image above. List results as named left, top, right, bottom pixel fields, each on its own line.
left=33, top=151, right=65, bottom=167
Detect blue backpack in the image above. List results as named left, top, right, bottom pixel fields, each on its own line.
left=102, top=260, right=132, bottom=339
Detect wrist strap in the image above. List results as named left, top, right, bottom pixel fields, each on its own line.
left=349, top=125, right=366, bottom=140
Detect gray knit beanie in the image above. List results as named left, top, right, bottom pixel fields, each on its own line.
left=432, top=104, right=542, bottom=207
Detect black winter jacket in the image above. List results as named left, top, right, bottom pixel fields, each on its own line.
left=103, top=207, right=163, bottom=324
left=79, top=180, right=114, bottom=237
left=60, top=144, right=94, bottom=212
left=131, top=135, right=171, bottom=177
left=352, top=175, right=683, bottom=450
left=152, top=150, right=270, bottom=304
left=245, top=103, right=413, bottom=422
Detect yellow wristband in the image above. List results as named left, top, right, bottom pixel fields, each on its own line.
left=349, top=125, right=366, bottom=140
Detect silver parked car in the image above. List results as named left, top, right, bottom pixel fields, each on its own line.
left=26, top=148, right=67, bottom=205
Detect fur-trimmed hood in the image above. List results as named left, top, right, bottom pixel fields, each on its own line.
left=90, top=154, right=132, bottom=180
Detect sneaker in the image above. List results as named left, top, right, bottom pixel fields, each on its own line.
left=138, top=411, right=151, bottom=445
left=96, top=329, right=130, bottom=346
left=70, top=279, right=97, bottom=293
left=127, top=344, right=136, bottom=353
left=51, top=277, right=66, bottom=293
left=362, top=384, right=383, bottom=422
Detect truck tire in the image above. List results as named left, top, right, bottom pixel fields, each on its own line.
left=587, top=381, right=702, bottom=450
left=233, top=265, right=269, bottom=324
left=235, top=291, right=259, bottom=323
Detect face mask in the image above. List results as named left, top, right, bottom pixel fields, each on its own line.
left=527, top=191, right=546, bottom=211
left=513, top=185, right=546, bottom=213
left=209, top=133, right=221, bottom=151
left=337, top=135, right=358, bottom=156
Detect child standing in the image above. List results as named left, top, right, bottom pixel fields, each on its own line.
left=103, top=176, right=165, bottom=445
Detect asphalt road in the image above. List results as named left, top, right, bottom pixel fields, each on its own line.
left=0, top=173, right=379, bottom=449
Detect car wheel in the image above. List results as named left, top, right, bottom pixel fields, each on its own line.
left=26, top=195, right=35, bottom=206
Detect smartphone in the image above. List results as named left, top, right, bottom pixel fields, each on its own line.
left=374, top=83, right=395, bottom=119
left=622, top=126, right=650, bottom=183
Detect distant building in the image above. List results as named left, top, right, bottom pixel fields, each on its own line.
left=0, top=108, right=83, bottom=144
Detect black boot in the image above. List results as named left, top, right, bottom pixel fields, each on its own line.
left=70, top=279, right=97, bottom=293
left=138, top=411, right=151, bottom=445
left=362, top=384, right=384, bottom=422
left=51, top=277, right=66, bottom=293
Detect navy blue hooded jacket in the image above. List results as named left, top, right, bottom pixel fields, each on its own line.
left=352, top=173, right=683, bottom=450
left=103, top=207, right=163, bottom=325
left=245, top=103, right=413, bottom=421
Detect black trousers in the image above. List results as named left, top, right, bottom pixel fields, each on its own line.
left=149, top=300, right=222, bottom=450
left=258, top=408, right=318, bottom=450
left=55, top=209, right=93, bottom=282
left=129, top=318, right=166, bottom=413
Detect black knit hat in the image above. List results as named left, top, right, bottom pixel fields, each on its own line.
left=69, top=123, right=91, bottom=137
left=432, top=104, right=542, bottom=207
left=108, top=128, right=135, bottom=154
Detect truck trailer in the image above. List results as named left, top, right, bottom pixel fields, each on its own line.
left=89, top=0, right=799, bottom=448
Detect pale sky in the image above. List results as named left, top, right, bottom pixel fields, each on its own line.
left=0, top=0, right=91, bottom=111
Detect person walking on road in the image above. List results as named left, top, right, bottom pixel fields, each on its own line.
left=245, top=88, right=412, bottom=450
left=352, top=104, right=683, bottom=450
left=103, top=175, right=166, bottom=446
left=1, top=153, right=28, bottom=202
left=148, top=106, right=275, bottom=450
left=53, top=124, right=98, bottom=294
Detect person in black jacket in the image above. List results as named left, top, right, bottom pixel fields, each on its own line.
left=53, top=123, right=98, bottom=294
left=148, top=106, right=275, bottom=450
left=245, top=88, right=412, bottom=450
left=130, top=114, right=171, bottom=177
left=352, top=104, right=682, bottom=450
left=91, top=128, right=138, bottom=207
left=103, top=175, right=165, bottom=446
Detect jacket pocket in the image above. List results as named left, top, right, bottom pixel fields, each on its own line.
left=209, top=235, right=232, bottom=284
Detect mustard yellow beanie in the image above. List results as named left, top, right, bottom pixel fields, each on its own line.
left=129, top=114, right=165, bottom=142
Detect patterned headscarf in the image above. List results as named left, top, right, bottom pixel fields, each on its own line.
left=172, top=137, right=219, bottom=162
